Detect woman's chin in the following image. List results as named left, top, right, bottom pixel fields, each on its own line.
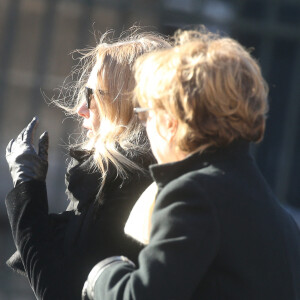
left=87, top=130, right=94, bottom=138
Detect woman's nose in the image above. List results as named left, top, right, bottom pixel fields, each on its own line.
left=77, top=101, right=90, bottom=118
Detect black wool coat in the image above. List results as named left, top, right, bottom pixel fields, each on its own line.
left=90, top=140, right=300, bottom=300
left=5, top=149, right=153, bottom=300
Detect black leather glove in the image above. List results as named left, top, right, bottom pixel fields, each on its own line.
left=6, top=117, right=49, bottom=187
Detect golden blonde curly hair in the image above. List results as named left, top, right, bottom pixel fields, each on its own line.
left=134, top=28, right=269, bottom=154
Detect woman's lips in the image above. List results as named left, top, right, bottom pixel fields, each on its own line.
left=82, top=125, right=91, bottom=131
left=81, top=125, right=92, bottom=135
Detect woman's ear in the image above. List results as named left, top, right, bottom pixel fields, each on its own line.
left=164, top=113, right=178, bottom=143
left=154, top=111, right=177, bottom=142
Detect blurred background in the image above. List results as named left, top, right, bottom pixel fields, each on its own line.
left=0, top=0, right=300, bottom=298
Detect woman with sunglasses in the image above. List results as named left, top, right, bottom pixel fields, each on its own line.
left=5, top=29, right=170, bottom=300
left=82, top=28, right=300, bottom=300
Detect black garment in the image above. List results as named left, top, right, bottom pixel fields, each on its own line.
left=90, top=140, right=300, bottom=300
left=5, top=149, right=153, bottom=300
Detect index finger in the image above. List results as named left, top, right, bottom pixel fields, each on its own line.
left=23, top=116, right=39, bottom=144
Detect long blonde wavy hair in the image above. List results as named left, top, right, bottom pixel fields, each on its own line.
left=55, top=28, right=170, bottom=187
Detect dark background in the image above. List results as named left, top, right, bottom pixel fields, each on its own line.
left=0, top=0, right=299, bottom=298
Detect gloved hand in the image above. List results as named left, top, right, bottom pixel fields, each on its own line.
left=6, top=116, right=49, bottom=187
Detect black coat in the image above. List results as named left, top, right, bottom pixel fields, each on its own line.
left=90, top=140, right=300, bottom=300
left=5, top=149, right=153, bottom=300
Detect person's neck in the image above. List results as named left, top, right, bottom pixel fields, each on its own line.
left=158, top=149, right=188, bottom=164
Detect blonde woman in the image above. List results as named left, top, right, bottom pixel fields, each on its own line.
left=82, top=28, right=300, bottom=300
left=5, top=30, right=170, bottom=300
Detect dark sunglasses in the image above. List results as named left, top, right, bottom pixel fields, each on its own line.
left=134, top=107, right=152, bottom=126
left=84, top=87, right=105, bottom=109
left=84, top=87, right=93, bottom=109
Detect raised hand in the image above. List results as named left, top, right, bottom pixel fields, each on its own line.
left=6, top=117, right=49, bottom=187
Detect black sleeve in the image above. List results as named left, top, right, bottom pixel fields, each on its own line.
left=5, top=180, right=71, bottom=300
left=88, top=177, right=220, bottom=300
